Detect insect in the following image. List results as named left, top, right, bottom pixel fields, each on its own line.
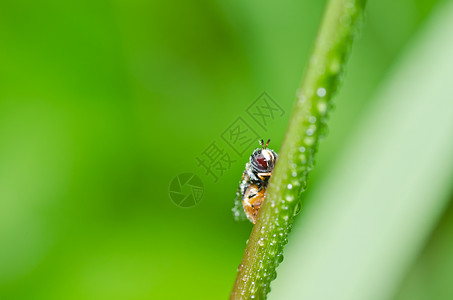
left=234, top=139, right=278, bottom=224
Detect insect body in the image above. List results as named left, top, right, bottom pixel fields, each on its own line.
left=236, top=139, right=278, bottom=223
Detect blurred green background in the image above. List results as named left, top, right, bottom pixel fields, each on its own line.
left=1, top=0, right=452, bottom=299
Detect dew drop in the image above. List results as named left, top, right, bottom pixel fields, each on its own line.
left=238, top=264, right=244, bottom=272
left=258, top=238, right=265, bottom=247
left=299, top=146, right=306, bottom=153
left=304, top=137, right=315, bottom=146
left=300, top=154, right=307, bottom=164
left=291, top=171, right=297, bottom=177
left=271, top=271, right=277, bottom=281
left=330, top=58, right=341, bottom=74
left=308, top=116, right=317, bottom=123
left=294, top=201, right=302, bottom=216
left=318, top=101, right=327, bottom=115
left=286, top=194, right=295, bottom=202
left=287, top=183, right=293, bottom=190
left=317, top=87, right=326, bottom=97
left=296, top=88, right=306, bottom=103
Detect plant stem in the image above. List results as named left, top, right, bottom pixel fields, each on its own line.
left=230, top=0, right=367, bottom=299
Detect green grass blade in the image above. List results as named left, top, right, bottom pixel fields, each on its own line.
left=270, top=1, right=453, bottom=299
left=230, top=0, right=367, bottom=298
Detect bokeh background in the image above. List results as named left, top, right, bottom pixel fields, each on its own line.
left=1, top=0, right=453, bottom=299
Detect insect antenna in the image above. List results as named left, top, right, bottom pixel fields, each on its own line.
left=265, top=139, right=270, bottom=148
